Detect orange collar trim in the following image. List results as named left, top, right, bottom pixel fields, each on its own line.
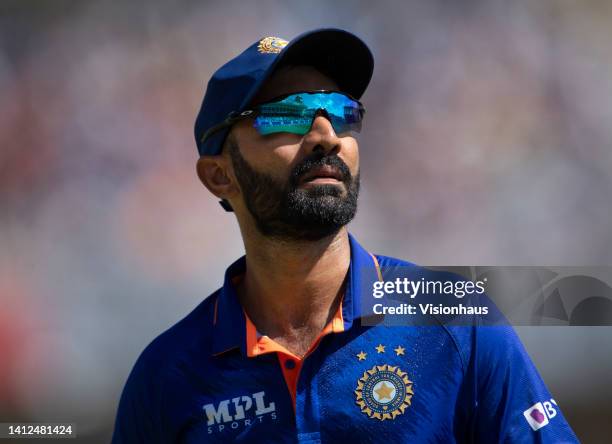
left=245, top=297, right=344, bottom=360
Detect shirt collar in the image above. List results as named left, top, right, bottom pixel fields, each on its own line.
left=211, top=232, right=380, bottom=356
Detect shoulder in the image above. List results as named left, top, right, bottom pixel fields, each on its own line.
left=112, top=290, right=221, bottom=443
left=372, top=253, right=475, bottom=369
left=371, top=253, right=527, bottom=372
left=135, top=289, right=220, bottom=376
left=119, top=288, right=221, bottom=404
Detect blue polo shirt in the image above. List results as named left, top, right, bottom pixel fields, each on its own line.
left=112, top=234, right=578, bottom=443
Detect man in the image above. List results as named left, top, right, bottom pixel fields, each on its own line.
left=112, top=29, right=579, bottom=443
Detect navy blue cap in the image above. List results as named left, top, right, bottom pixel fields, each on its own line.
left=194, top=28, right=374, bottom=157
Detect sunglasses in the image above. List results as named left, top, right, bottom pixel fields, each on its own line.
left=200, top=90, right=365, bottom=145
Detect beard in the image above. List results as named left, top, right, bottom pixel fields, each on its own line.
left=228, top=142, right=360, bottom=241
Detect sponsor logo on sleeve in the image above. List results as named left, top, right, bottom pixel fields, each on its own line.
left=523, top=398, right=558, bottom=431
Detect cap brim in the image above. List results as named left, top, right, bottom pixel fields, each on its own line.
left=241, top=28, right=374, bottom=109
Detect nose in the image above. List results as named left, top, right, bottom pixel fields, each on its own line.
left=302, top=109, right=342, bottom=155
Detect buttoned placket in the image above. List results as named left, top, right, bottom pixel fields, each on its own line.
left=210, top=233, right=382, bottom=443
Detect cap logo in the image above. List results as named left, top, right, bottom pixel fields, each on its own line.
left=257, top=36, right=288, bottom=54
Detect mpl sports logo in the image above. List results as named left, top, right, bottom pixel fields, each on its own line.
left=523, top=398, right=558, bottom=431
left=203, top=391, right=277, bottom=434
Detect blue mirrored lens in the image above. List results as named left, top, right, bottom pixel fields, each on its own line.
left=253, top=91, right=364, bottom=136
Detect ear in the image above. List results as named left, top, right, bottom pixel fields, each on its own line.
left=196, top=155, right=238, bottom=201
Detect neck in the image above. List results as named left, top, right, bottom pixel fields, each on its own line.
left=236, top=225, right=351, bottom=349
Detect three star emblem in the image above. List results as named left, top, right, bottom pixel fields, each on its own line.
left=356, top=344, right=407, bottom=360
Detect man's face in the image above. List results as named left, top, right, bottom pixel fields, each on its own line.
left=227, top=65, right=360, bottom=241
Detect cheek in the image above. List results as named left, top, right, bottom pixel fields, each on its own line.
left=236, top=130, right=302, bottom=179
left=341, top=137, right=360, bottom=174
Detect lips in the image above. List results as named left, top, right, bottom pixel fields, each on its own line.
left=299, top=165, right=344, bottom=184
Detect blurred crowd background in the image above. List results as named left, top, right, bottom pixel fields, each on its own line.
left=1, top=0, right=611, bottom=442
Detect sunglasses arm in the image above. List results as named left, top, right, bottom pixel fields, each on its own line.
left=199, top=109, right=256, bottom=144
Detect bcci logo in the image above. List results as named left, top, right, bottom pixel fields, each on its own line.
left=355, top=364, right=413, bottom=420
left=257, top=36, right=288, bottom=54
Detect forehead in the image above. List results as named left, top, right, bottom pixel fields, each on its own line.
left=250, top=65, right=339, bottom=105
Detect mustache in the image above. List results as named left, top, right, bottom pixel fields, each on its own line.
left=290, top=153, right=352, bottom=187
